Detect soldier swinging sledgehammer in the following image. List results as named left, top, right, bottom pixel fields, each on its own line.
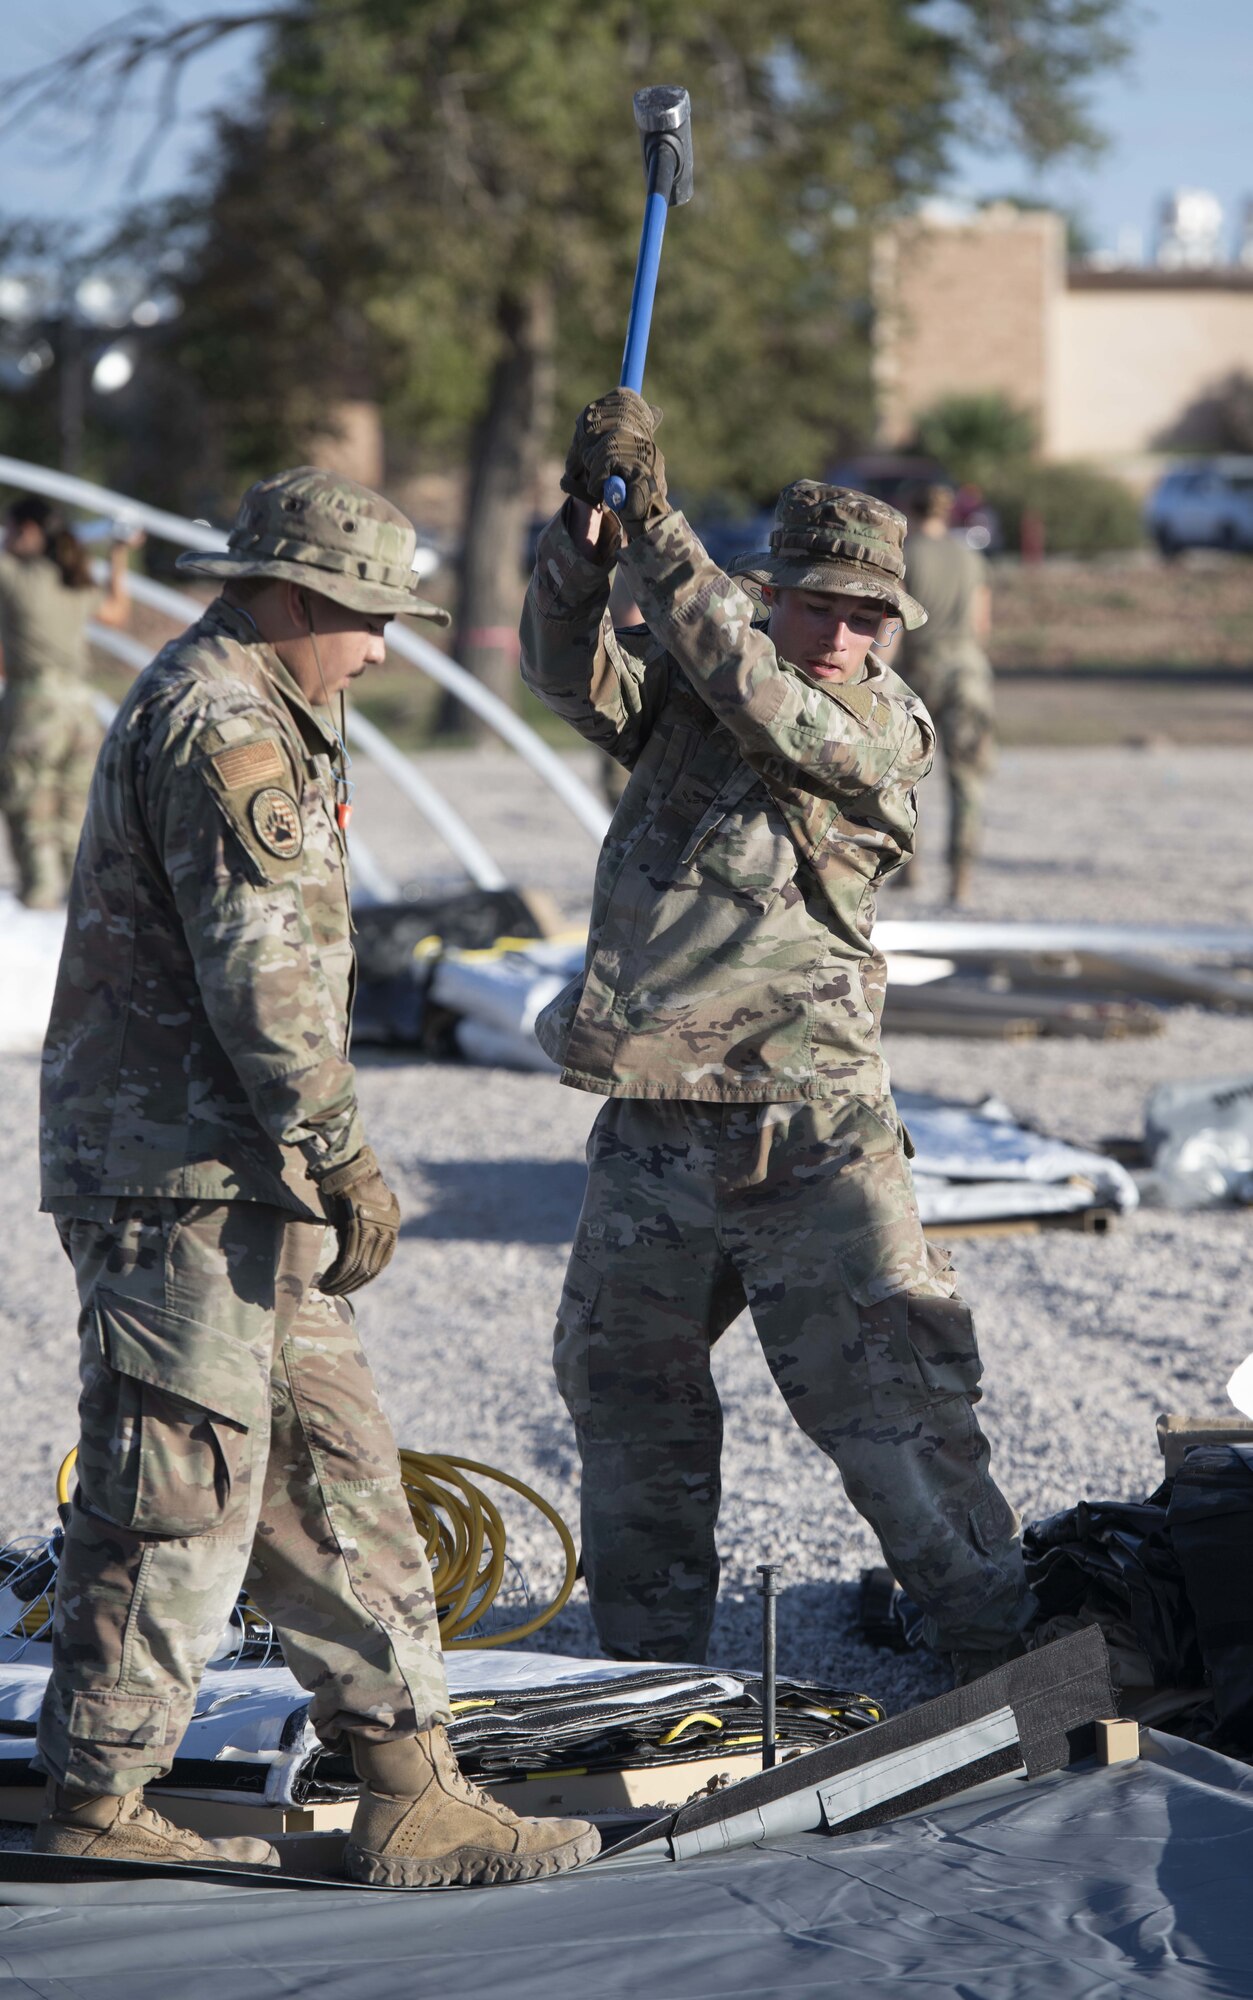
left=521, top=395, right=1038, bottom=1679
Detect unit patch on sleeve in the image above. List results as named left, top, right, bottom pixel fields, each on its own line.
left=249, top=786, right=304, bottom=860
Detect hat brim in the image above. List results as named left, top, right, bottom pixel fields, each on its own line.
left=730, top=551, right=927, bottom=631
left=175, top=550, right=452, bottom=626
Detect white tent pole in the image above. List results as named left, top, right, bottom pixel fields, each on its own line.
left=382, top=622, right=611, bottom=841
left=85, top=626, right=150, bottom=675
left=85, top=623, right=401, bottom=903
left=0, top=455, right=221, bottom=551
left=124, top=573, right=610, bottom=842
left=342, top=711, right=506, bottom=890
left=0, top=455, right=611, bottom=844
left=120, top=573, right=507, bottom=889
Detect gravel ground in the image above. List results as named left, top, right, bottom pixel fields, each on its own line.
left=0, top=738, right=1249, bottom=1750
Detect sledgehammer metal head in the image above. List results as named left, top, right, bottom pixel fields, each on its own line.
left=633, top=85, right=695, bottom=209
left=603, top=84, right=695, bottom=510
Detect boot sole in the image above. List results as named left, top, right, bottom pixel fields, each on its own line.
left=34, top=1828, right=280, bottom=1870
left=342, top=1824, right=601, bottom=1888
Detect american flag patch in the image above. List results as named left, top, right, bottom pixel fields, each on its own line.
left=211, top=739, right=285, bottom=789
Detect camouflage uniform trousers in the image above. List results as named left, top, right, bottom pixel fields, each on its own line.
left=39, top=1200, right=451, bottom=1796
left=554, top=1095, right=1035, bottom=1664
left=906, top=645, right=994, bottom=870
left=0, top=685, right=102, bottom=908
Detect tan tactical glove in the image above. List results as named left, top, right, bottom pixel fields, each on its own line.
left=315, top=1146, right=401, bottom=1296
left=560, top=389, right=668, bottom=533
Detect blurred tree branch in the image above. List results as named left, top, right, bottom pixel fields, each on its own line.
left=0, top=6, right=282, bottom=160
left=955, top=0, right=1134, bottom=163
left=0, top=0, right=1133, bottom=728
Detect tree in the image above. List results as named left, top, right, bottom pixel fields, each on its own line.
left=1153, top=370, right=1253, bottom=455
left=0, top=0, right=1132, bottom=725
left=913, top=392, right=1038, bottom=485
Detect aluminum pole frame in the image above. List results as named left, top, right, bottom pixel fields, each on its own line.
left=85, top=622, right=401, bottom=905
left=757, top=1563, right=780, bottom=1773
left=0, top=455, right=611, bottom=848
left=0, top=455, right=220, bottom=553
left=873, top=919, right=1253, bottom=958
left=121, top=573, right=507, bottom=892
left=124, top=571, right=607, bottom=852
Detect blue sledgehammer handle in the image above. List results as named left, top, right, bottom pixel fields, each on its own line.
left=604, top=145, right=677, bottom=511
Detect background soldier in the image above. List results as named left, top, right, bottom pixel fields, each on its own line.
left=36, top=468, right=597, bottom=1886
left=896, top=483, right=995, bottom=906
left=0, top=496, right=134, bottom=908
left=521, top=391, right=1036, bottom=1683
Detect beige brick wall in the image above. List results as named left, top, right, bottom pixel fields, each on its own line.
left=1052, top=287, right=1253, bottom=462
left=875, top=209, right=1253, bottom=477
left=874, top=208, right=1065, bottom=448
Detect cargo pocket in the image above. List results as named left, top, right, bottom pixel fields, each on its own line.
left=838, top=1232, right=983, bottom=1419
left=852, top=1290, right=983, bottom=1418
left=67, top=1687, right=172, bottom=1750
left=552, top=1254, right=603, bottom=1431
left=83, top=1292, right=268, bottom=1538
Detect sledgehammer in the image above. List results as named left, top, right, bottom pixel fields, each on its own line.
left=602, top=85, right=695, bottom=512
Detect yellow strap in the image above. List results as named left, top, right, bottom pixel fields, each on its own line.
left=657, top=1712, right=725, bottom=1746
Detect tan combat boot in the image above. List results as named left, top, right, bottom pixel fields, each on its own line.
left=34, top=1784, right=279, bottom=1870
left=343, top=1728, right=601, bottom=1887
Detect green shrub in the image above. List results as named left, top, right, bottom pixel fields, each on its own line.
left=984, top=461, right=1143, bottom=557
left=913, top=394, right=1037, bottom=484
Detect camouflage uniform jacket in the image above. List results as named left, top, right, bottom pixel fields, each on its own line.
left=520, top=509, right=936, bottom=1102
left=40, top=599, right=365, bottom=1215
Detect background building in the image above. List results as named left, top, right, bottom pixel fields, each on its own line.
left=874, top=203, right=1253, bottom=489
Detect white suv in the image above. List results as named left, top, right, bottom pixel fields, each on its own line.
left=1146, top=458, right=1253, bottom=555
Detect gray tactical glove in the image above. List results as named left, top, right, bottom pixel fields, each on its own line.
left=315, top=1146, right=401, bottom=1296
left=560, top=389, right=668, bottom=533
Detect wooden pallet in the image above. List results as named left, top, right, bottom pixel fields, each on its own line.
left=923, top=1205, right=1117, bottom=1241
left=0, top=1749, right=763, bottom=1841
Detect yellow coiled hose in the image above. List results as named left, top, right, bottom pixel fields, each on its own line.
left=55, top=1446, right=576, bottom=1649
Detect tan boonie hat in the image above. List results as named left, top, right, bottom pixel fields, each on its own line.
left=177, top=466, right=451, bottom=624
left=732, top=479, right=927, bottom=631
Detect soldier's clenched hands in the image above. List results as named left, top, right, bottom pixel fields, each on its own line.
left=314, top=1146, right=401, bottom=1295
left=560, top=390, right=668, bottom=533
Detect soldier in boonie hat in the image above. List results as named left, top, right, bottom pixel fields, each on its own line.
left=177, top=466, right=451, bottom=624
left=731, top=478, right=928, bottom=630
left=518, top=387, right=1036, bottom=1684
left=34, top=458, right=604, bottom=1886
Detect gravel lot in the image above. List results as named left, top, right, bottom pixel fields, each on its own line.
left=0, top=736, right=1249, bottom=1734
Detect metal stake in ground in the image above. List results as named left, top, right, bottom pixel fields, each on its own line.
left=602, top=84, right=695, bottom=512
left=758, top=1563, right=781, bottom=1771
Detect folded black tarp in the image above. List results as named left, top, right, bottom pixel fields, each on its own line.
left=0, top=1733, right=1248, bottom=1999
left=866, top=1446, right=1253, bottom=1756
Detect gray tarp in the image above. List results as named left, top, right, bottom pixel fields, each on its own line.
left=0, top=1733, right=1250, bottom=1998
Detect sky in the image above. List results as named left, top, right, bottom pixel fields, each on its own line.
left=945, top=0, right=1253, bottom=261
left=0, top=1, right=1249, bottom=262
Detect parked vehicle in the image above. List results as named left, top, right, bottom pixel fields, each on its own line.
left=1145, top=459, right=1253, bottom=556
